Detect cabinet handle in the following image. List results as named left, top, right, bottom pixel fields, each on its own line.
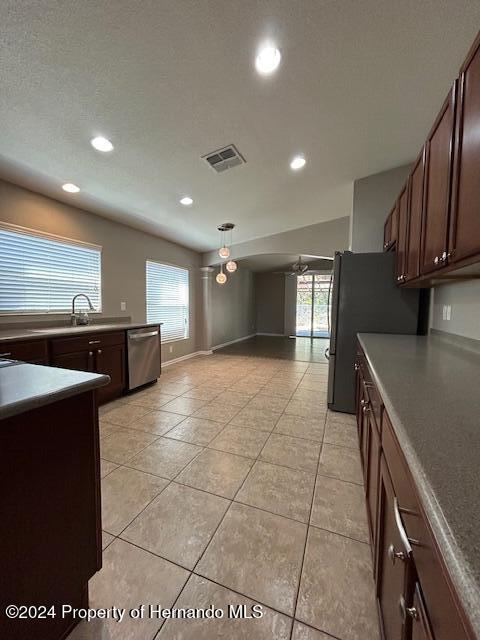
left=88, top=340, right=101, bottom=345
left=97, top=349, right=102, bottom=355
left=399, top=595, right=418, bottom=622
left=440, top=251, right=447, bottom=263
left=0, top=352, right=12, bottom=357
left=354, top=363, right=360, bottom=371
left=363, top=382, right=374, bottom=388
left=393, top=497, right=413, bottom=556
left=434, top=256, right=439, bottom=265
left=388, top=543, right=407, bottom=565
left=88, top=351, right=93, bottom=357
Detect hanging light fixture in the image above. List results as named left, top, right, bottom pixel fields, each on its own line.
left=226, top=260, right=237, bottom=273
left=216, top=263, right=227, bottom=285
left=217, top=222, right=234, bottom=259
left=216, top=223, right=236, bottom=284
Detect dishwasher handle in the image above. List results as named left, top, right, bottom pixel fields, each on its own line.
left=128, top=330, right=159, bottom=340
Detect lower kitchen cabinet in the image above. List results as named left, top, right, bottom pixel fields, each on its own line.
left=355, top=343, right=474, bottom=640
left=0, top=338, right=48, bottom=364
left=50, top=331, right=125, bottom=404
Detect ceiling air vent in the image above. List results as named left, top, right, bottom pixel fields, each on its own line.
left=202, top=144, right=246, bottom=173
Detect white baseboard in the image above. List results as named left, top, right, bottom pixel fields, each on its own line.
left=162, top=350, right=213, bottom=367
left=256, top=332, right=286, bottom=337
left=212, top=333, right=256, bottom=351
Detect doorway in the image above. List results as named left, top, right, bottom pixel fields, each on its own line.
left=295, top=273, right=332, bottom=338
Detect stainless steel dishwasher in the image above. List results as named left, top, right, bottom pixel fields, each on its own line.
left=127, top=326, right=161, bottom=390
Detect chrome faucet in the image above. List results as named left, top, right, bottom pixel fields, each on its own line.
left=71, top=294, right=95, bottom=326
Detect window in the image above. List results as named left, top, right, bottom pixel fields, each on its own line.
left=146, top=260, right=189, bottom=341
left=0, top=223, right=102, bottom=314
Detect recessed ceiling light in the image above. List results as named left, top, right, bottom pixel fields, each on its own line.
left=90, top=136, right=114, bottom=152
left=255, top=45, right=281, bottom=75
left=180, top=196, right=193, bottom=206
left=290, top=155, right=306, bottom=171
left=62, top=183, right=80, bottom=193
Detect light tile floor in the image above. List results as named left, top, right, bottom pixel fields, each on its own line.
left=68, top=353, right=379, bottom=640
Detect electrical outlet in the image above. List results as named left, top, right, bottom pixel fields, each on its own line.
left=120, top=301, right=126, bottom=311
left=169, top=345, right=173, bottom=353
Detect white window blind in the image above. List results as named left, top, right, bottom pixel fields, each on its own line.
left=0, top=224, right=102, bottom=314
left=146, top=260, right=189, bottom=342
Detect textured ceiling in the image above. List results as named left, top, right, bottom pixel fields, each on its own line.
left=1, top=1, right=480, bottom=251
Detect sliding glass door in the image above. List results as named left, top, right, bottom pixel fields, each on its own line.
left=295, top=274, right=332, bottom=337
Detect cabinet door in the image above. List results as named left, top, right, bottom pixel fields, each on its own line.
left=365, top=414, right=381, bottom=547
left=396, top=186, right=409, bottom=284
left=51, top=350, right=94, bottom=373
left=405, top=151, right=425, bottom=282
left=421, top=85, right=456, bottom=274
left=450, top=37, right=480, bottom=264
left=376, top=457, right=411, bottom=640
left=390, top=203, right=398, bottom=248
left=411, top=583, right=435, bottom=640
left=95, top=343, right=125, bottom=404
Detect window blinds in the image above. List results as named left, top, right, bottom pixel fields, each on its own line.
left=0, top=224, right=102, bottom=314
left=146, top=260, right=189, bottom=342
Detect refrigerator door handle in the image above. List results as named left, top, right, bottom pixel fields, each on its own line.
left=325, top=347, right=330, bottom=360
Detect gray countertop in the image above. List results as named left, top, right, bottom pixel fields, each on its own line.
left=0, top=360, right=109, bottom=419
left=358, top=332, right=480, bottom=636
left=0, top=322, right=161, bottom=343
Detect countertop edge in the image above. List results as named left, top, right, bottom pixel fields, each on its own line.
left=0, top=322, right=162, bottom=343
left=0, top=367, right=110, bottom=420
left=357, top=333, right=480, bottom=638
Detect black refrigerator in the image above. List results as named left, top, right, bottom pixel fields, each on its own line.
left=327, top=251, right=421, bottom=414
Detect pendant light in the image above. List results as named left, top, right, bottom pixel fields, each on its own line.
left=226, top=260, right=237, bottom=273
left=216, top=263, right=227, bottom=285
left=216, top=223, right=236, bottom=284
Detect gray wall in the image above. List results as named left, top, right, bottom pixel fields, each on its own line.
left=211, top=268, right=256, bottom=347
left=430, top=281, right=480, bottom=341
left=0, top=179, right=201, bottom=362
left=203, top=217, right=350, bottom=266
left=350, top=164, right=412, bottom=252
left=255, top=272, right=286, bottom=335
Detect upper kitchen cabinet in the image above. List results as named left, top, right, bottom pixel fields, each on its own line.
left=420, top=83, right=456, bottom=275
left=395, top=185, right=409, bottom=284
left=449, top=34, right=480, bottom=266
left=404, top=150, right=425, bottom=282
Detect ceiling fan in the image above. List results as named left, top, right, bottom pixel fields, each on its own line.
left=276, top=256, right=310, bottom=276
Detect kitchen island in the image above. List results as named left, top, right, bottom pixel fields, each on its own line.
left=0, top=360, right=109, bottom=640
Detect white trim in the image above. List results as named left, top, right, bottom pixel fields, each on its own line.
left=256, top=332, right=286, bottom=336
left=0, top=220, right=103, bottom=251
left=212, top=333, right=256, bottom=351
left=162, top=350, right=212, bottom=367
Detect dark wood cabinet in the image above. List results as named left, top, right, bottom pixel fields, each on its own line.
left=365, top=411, right=381, bottom=547
left=420, top=85, right=456, bottom=275
left=356, top=342, right=474, bottom=640
left=51, top=349, right=94, bottom=373
left=95, top=343, right=125, bottom=404
left=411, top=583, right=434, bottom=640
left=405, top=150, right=425, bottom=282
left=384, top=213, right=392, bottom=251
left=450, top=34, right=480, bottom=266
left=376, top=456, right=412, bottom=640
left=0, top=339, right=48, bottom=364
left=50, top=331, right=125, bottom=404
left=396, top=186, right=409, bottom=284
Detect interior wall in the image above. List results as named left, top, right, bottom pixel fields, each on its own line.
left=350, top=164, right=412, bottom=252
left=0, top=179, right=201, bottom=362
left=211, top=268, right=255, bottom=347
left=255, top=272, right=286, bottom=335
left=203, top=217, right=350, bottom=266
left=430, top=280, right=480, bottom=341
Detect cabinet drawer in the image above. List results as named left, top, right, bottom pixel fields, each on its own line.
left=50, top=331, right=125, bottom=355
left=0, top=339, right=48, bottom=363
